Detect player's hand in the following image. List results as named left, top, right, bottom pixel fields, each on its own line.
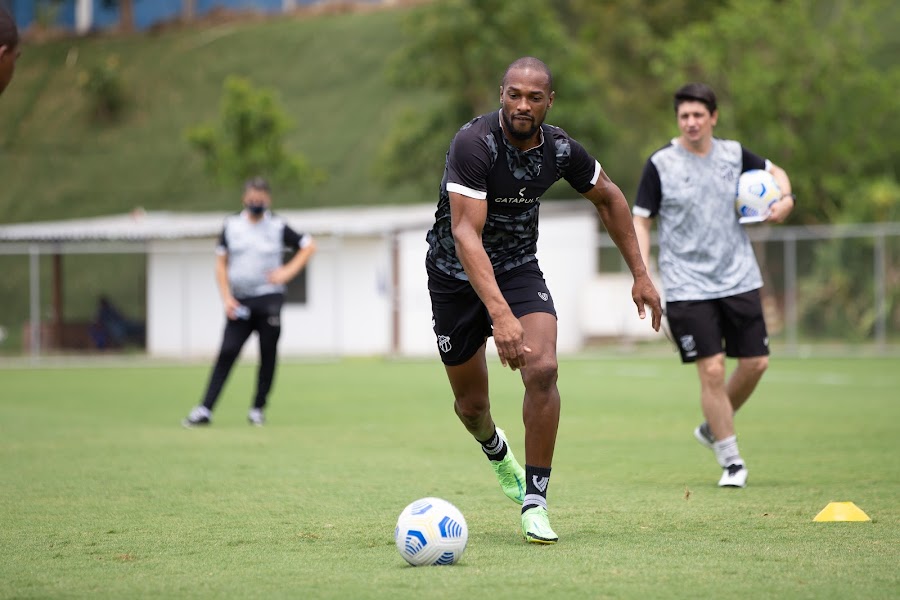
left=632, top=275, right=662, bottom=332
left=492, top=313, right=531, bottom=371
left=224, top=295, right=241, bottom=320
left=765, top=196, right=793, bottom=224
left=267, top=267, right=291, bottom=285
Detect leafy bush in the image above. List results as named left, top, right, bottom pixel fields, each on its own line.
left=77, top=55, right=128, bottom=121
left=186, top=76, right=326, bottom=193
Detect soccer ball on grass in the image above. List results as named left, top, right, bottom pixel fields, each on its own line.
left=395, top=497, right=468, bottom=566
left=736, top=169, right=781, bottom=223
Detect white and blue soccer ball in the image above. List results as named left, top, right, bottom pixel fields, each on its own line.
left=736, top=169, right=781, bottom=221
left=395, top=497, right=468, bottom=566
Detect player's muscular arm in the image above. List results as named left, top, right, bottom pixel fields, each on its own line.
left=449, top=192, right=529, bottom=369
left=583, top=172, right=662, bottom=331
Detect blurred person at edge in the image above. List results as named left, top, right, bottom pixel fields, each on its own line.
left=0, top=8, right=20, bottom=96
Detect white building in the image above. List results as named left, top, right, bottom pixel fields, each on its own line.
left=0, top=202, right=656, bottom=359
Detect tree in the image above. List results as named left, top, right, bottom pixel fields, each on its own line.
left=186, top=76, right=326, bottom=195
left=563, top=0, right=730, bottom=193
left=652, top=0, right=900, bottom=224
left=375, top=0, right=610, bottom=195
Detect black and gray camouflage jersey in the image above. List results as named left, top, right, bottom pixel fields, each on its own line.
left=217, top=210, right=312, bottom=300
left=633, top=138, right=769, bottom=301
left=425, top=110, right=601, bottom=280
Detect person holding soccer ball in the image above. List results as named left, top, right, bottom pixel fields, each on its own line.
left=632, top=83, right=795, bottom=488
left=0, top=8, right=20, bottom=97
left=182, top=177, right=316, bottom=428
left=426, top=57, right=661, bottom=544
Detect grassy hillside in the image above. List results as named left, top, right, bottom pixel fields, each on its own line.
left=0, top=6, right=436, bottom=224
left=0, top=7, right=441, bottom=351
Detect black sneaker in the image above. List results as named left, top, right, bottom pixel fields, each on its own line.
left=182, top=406, right=211, bottom=427
left=693, top=422, right=715, bottom=449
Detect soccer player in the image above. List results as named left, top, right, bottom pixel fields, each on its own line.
left=183, top=177, right=316, bottom=428
left=0, top=8, right=20, bottom=97
left=426, top=57, right=661, bottom=543
left=632, top=82, right=794, bottom=488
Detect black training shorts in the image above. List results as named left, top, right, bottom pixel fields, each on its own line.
left=664, top=289, right=769, bottom=363
left=428, top=260, right=557, bottom=366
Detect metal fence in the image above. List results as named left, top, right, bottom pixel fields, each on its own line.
left=597, top=222, right=900, bottom=356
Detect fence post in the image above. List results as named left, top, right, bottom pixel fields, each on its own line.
left=784, top=232, right=797, bottom=354
left=874, top=231, right=887, bottom=347
left=29, top=245, right=41, bottom=359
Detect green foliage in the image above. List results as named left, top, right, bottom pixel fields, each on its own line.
left=376, top=0, right=611, bottom=193
left=77, top=54, right=128, bottom=121
left=640, top=0, right=900, bottom=340
left=186, top=75, right=326, bottom=191
left=798, top=238, right=887, bottom=341
left=652, top=0, right=900, bottom=224
left=567, top=0, right=730, bottom=187
left=796, top=178, right=900, bottom=340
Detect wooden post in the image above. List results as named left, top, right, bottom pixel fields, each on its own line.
left=52, top=253, right=63, bottom=349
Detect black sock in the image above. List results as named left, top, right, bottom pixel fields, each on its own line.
left=522, top=465, right=552, bottom=513
left=479, top=428, right=507, bottom=461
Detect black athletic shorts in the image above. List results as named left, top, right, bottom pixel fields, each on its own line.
left=428, top=260, right=557, bottom=366
left=664, top=289, right=769, bottom=363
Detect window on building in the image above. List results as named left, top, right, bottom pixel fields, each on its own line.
left=283, top=249, right=308, bottom=304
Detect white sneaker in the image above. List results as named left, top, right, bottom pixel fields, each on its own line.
left=248, top=408, right=265, bottom=426
left=182, top=405, right=211, bottom=427
left=718, top=463, right=748, bottom=488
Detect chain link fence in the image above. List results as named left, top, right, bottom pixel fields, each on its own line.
left=598, top=222, right=900, bottom=356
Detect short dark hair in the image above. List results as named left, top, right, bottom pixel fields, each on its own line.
left=0, top=8, right=18, bottom=49
left=243, top=176, right=271, bottom=193
left=674, top=82, right=717, bottom=114
left=502, top=56, right=553, bottom=91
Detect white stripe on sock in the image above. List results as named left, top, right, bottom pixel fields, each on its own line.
left=523, top=494, right=547, bottom=509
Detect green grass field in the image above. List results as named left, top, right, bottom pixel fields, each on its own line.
left=1, top=356, right=898, bottom=599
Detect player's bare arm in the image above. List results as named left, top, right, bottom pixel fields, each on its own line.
left=632, top=215, right=654, bottom=275
left=215, top=253, right=241, bottom=319
left=449, top=191, right=530, bottom=369
left=766, top=164, right=794, bottom=224
left=583, top=171, right=662, bottom=331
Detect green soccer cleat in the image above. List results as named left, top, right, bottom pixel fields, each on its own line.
left=521, top=507, right=558, bottom=544
left=489, top=428, right=526, bottom=504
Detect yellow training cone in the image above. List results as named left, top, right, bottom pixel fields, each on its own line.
left=813, top=501, right=871, bottom=522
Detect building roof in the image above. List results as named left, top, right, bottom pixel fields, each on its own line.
left=0, top=204, right=439, bottom=243
left=0, top=201, right=591, bottom=244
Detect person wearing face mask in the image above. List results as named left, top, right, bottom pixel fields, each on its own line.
left=183, top=177, right=316, bottom=427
